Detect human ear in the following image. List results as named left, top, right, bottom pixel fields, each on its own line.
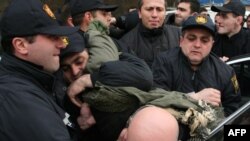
left=12, top=37, right=29, bottom=55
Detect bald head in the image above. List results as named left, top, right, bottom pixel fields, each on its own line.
left=126, top=106, right=179, bottom=141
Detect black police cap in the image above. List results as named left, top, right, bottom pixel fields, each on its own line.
left=60, top=32, right=86, bottom=59
left=182, top=14, right=215, bottom=36
left=0, top=0, right=78, bottom=38
left=211, top=1, right=245, bottom=17
left=70, top=0, right=118, bottom=16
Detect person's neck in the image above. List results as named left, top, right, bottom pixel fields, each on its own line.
left=80, top=22, right=89, bottom=32
left=227, top=26, right=242, bottom=38
left=190, top=61, right=201, bottom=71
left=140, top=22, right=163, bottom=36
left=191, top=65, right=199, bottom=71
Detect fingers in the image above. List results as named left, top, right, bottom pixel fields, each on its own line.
left=220, top=56, right=229, bottom=62
left=77, top=116, right=96, bottom=130
left=67, top=75, right=93, bottom=107
left=206, top=96, right=220, bottom=106
left=80, top=103, right=91, bottom=116
left=77, top=103, right=96, bottom=130
left=195, top=88, right=221, bottom=106
left=67, top=80, right=85, bottom=107
left=70, top=97, right=82, bottom=108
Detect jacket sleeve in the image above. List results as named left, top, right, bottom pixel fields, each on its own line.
left=86, top=20, right=119, bottom=73
left=222, top=70, right=241, bottom=117
left=93, top=52, right=153, bottom=91
left=0, top=88, right=73, bottom=141
left=152, top=52, right=173, bottom=91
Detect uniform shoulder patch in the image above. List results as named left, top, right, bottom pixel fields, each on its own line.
left=231, top=74, right=239, bottom=94
left=43, top=4, right=56, bottom=19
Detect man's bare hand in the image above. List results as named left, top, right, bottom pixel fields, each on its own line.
left=77, top=103, right=96, bottom=130
left=220, top=56, right=229, bottom=62
left=67, top=74, right=93, bottom=107
left=189, top=88, right=221, bottom=106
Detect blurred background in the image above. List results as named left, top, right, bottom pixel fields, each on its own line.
left=0, top=0, right=249, bottom=20
left=0, top=0, right=179, bottom=17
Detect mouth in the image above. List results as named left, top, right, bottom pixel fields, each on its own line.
left=191, top=51, right=200, bottom=55
left=149, top=20, right=159, bottom=24
left=53, top=52, right=60, bottom=56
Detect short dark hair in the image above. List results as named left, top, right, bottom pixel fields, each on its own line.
left=1, top=37, right=14, bottom=54
left=178, top=0, right=200, bottom=13
left=72, top=13, right=84, bottom=26
left=72, top=10, right=97, bottom=26
left=137, top=0, right=167, bottom=10
left=1, top=36, right=36, bottom=54
left=57, top=3, right=71, bottom=26
left=137, top=0, right=143, bottom=9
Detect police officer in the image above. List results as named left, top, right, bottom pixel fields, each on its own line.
left=211, top=0, right=249, bottom=60
left=0, top=0, right=78, bottom=141
left=153, top=14, right=241, bottom=140
left=211, top=0, right=250, bottom=97
left=153, top=14, right=241, bottom=117
left=70, top=0, right=118, bottom=36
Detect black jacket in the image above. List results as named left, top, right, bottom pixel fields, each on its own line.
left=212, top=28, right=250, bottom=58
left=92, top=52, right=153, bottom=92
left=152, top=47, right=241, bottom=116
left=120, top=22, right=181, bottom=68
left=0, top=53, right=74, bottom=141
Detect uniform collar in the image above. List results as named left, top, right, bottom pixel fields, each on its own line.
left=0, top=53, right=56, bottom=92
left=138, top=22, right=163, bottom=37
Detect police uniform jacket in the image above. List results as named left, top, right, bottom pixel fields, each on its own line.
left=120, top=22, right=181, bottom=68
left=0, top=53, right=73, bottom=141
left=153, top=47, right=241, bottom=116
left=212, top=28, right=250, bottom=58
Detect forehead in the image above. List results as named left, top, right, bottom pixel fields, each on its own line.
left=142, top=0, right=165, bottom=8
left=218, top=12, right=236, bottom=17
left=95, top=9, right=110, bottom=13
left=177, top=2, right=191, bottom=10
left=61, top=50, right=89, bottom=64
left=183, top=28, right=212, bottom=37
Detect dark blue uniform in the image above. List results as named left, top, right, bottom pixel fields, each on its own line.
left=153, top=47, right=241, bottom=116
left=0, top=53, right=74, bottom=141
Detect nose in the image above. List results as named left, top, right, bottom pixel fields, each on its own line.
left=216, top=16, right=223, bottom=23
left=175, top=10, right=180, bottom=15
left=152, top=9, right=158, bottom=17
left=194, top=40, right=202, bottom=48
left=71, top=64, right=81, bottom=76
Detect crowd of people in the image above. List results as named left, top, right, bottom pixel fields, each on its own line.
left=0, top=0, right=250, bottom=141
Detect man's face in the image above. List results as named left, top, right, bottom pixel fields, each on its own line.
left=138, top=0, right=166, bottom=29
left=93, top=10, right=112, bottom=27
left=216, top=12, right=241, bottom=35
left=61, top=49, right=89, bottom=84
left=175, top=2, right=192, bottom=26
left=24, top=35, right=66, bottom=73
left=180, top=28, right=214, bottom=66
